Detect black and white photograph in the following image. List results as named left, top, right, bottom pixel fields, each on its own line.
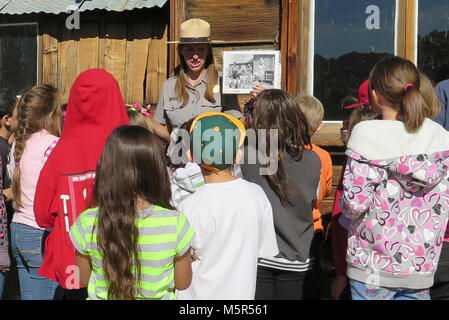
left=222, top=50, right=281, bottom=94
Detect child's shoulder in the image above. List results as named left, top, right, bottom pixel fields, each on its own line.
left=80, top=206, right=99, bottom=218
left=76, top=206, right=100, bottom=228
left=309, top=143, right=331, bottom=161
left=236, top=178, right=272, bottom=202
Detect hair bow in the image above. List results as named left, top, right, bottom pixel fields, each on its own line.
left=129, top=104, right=151, bottom=118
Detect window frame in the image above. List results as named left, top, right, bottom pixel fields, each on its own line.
left=416, top=0, right=449, bottom=84
left=283, top=0, right=418, bottom=145
left=0, top=22, right=41, bottom=91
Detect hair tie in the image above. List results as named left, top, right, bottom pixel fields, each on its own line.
left=129, top=104, right=151, bottom=118
left=15, top=161, right=20, bottom=167
left=404, top=83, right=414, bottom=92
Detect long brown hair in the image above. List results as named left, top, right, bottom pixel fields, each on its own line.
left=12, top=84, right=62, bottom=205
left=94, top=125, right=174, bottom=300
left=252, top=89, right=311, bottom=205
left=419, top=73, right=441, bottom=119
left=369, top=56, right=427, bottom=133
left=175, top=44, right=218, bottom=107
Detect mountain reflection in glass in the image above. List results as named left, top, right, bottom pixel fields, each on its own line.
left=0, top=24, right=37, bottom=96
left=418, top=0, right=449, bottom=84
left=314, top=0, right=395, bottom=121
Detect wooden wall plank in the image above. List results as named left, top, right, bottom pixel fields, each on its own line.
left=104, top=22, right=127, bottom=97
left=288, top=0, right=300, bottom=96
left=281, top=0, right=312, bottom=97
left=146, top=24, right=168, bottom=106
left=41, top=19, right=59, bottom=87
left=76, top=21, right=99, bottom=74
left=397, top=0, right=417, bottom=62
left=125, top=21, right=150, bottom=105
left=98, top=16, right=107, bottom=69
left=281, top=0, right=289, bottom=90
left=405, top=0, right=417, bottom=62
left=297, top=0, right=312, bottom=96
left=311, top=123, right=344, bottom=147
left=58, top=27, right=78, bottom=103
left=185, top=0, right=279, bottom=43
left=396, top=0, right=406, bottom=58
left=169, top=0, right=186, bottom=76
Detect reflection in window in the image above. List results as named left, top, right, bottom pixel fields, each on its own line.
left=418, top=0, right=449, bottom=84
left=0, top=24, right=37, bottom=96
left=314, top=0, right=395, bottom=120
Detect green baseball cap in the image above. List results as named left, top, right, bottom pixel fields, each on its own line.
left=189, top=112, right=246, bottom=172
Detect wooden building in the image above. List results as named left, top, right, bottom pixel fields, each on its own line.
left=1, top=0, right=448, bottom=214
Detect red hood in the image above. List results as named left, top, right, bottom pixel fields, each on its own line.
left=34, top=69, right=129, bottom=287
left=62, top=68, right=129, bottom=139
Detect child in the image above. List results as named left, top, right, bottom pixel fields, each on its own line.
left=167, top=117, right=239, bottom=209
left=295, top=94, right=333, bottom=299
left=330, top=97, right=378, bottom=300
left=241, top=89, right=322, bottom=300
left=69, top=125, right=193, bottom=300
left=126, top=104, right=154, bottom=133
left=176, top=112, right=278, bottom=300
left=340, top=56, right=449, bottom=300
left=167, top=118, right=205, bottom=208
left=434, top=77, right=449, bottom=129
left=33, top=69, right=129, bottom=300
left=0, top=88, right=16, bottom=299
left=296, top=95, right=333, bottom=234
left=0, top=89, right=15, bottom=190
left=6, top=84, right=62, bottom=300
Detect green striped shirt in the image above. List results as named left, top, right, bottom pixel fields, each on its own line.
left=69, top=205, right=194, bottom=300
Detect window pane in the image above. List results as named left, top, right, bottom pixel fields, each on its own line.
left=418, top=0, right=449, bottom=84
left=0, top=24, right=37, bottom=96
left=314, top=0, right=395, bottom=120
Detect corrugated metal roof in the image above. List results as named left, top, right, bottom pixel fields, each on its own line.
left=0, top=0, right=168, bottom=15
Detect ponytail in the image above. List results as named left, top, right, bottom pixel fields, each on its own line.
left=402, top=84, right=426, bottom=133
left=11, top=84, right=62, bottom=205
left=369, top=56, right=428, bottom=133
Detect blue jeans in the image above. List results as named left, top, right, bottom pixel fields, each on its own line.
left=350, top=279, right=430, bottom=300
left=10, top=223, right=57, bottom=300
left=0, top=271, right=4, bottom=298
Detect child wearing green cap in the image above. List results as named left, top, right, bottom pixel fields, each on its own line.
left=176, top=112, right=278, bottom=300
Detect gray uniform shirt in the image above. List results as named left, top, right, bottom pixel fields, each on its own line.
left=154, top=73, right=242, bottom=127
left=154, top=72, right=242, bottom=161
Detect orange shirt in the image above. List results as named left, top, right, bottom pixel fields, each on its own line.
left=306, top=143, right=333, bottom=232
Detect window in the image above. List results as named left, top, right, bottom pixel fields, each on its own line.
left=314, top=0, right=396, bottom=120
left=417, top=0, right=449, bottom=84
left=0, top=23, right=38, bottom=96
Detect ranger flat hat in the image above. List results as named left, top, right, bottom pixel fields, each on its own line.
left=167, top=18, right=225, bottom=44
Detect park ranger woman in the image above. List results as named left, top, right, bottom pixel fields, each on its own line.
left=151, top=18, right=242, bottom=164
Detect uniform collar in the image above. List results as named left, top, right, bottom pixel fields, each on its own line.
left=186, top=69, right=208, bottom=89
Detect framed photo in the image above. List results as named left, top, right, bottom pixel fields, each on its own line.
left=222, top=50, right=282, bottom=94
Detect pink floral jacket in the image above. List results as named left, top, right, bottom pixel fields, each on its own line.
left=340, top=119, right=449, bottom=289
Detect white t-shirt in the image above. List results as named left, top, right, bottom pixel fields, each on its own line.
left=176, top=178, right=278, bottom=300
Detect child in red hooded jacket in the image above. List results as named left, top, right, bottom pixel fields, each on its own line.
left=34, top=69, right=129, bottom=300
